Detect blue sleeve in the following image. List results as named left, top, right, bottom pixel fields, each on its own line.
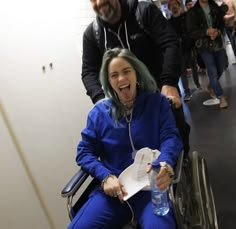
left=76, top=109, right=112, bottom=182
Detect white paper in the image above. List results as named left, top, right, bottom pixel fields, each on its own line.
left=118, top=147, right=160, bottom=201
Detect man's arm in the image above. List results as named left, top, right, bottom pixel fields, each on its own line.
left=234, top=0, right=236, bottom=24
left=223, top=0, right=234, bottom=22
left=143, top=4, right=181, bottom=87
left=82, top=23, right=105, bottom=104
left=139, top=3, right=182, bottom=106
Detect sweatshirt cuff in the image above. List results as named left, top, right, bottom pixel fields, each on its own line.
left=93, top=94, right=105, bottom=104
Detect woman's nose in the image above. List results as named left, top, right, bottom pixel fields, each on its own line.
left=117, top=74, right=125, bottom=81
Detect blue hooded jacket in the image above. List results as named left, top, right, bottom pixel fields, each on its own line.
left=76, top=91, right=183, bottom=183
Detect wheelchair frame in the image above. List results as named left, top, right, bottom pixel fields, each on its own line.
left=61, top=151, right=218, bottom=229
left=170, top=151, right=218, bottom=229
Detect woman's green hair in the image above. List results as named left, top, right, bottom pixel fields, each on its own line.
left=99, top=48, right=158, bottom=121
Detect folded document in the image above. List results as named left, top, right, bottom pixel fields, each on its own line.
left=119, top=147, right=160, bottom=201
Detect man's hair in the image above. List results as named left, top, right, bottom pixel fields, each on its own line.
left=167, top=0, right=181, bottom=9
left=99, top=48, right=158, bottom=121
left=185, top=0, right=193, bottom=6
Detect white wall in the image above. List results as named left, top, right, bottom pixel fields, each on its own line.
left=0, top=0, right=95, bottom=228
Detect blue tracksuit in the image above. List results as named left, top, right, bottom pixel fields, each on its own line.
left=68, top=91, right=183, bottom=229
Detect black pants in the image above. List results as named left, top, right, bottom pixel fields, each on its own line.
left=172, top=106, right=190, bottom=158
left=225, top=26, right=236, bottom=57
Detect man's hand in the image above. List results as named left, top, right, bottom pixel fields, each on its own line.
left=161, top=85, right=182, bottom=108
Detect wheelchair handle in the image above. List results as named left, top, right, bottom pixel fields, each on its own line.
left=61, top=169, right=89, bottom=198
left=172, top=150, right=184, bottom=184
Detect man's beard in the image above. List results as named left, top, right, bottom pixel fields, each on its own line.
left=98, top=2, right=116, bottom=22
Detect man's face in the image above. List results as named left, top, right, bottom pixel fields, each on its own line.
left=90, top=0, right=121, bottom=23
left=185, top=2, right=193, bottom=11
left=169, top=1, right=181, bottom=17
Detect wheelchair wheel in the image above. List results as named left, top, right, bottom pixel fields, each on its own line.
left=170, top=158, right=193, bottom=229
left=192, top=151, right=218, bottom=229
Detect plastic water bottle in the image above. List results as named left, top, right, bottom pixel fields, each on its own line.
left=150, top=169, right=170, bottom=216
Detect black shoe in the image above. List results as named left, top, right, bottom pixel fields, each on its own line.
left=184, top=94, right=192, bottom=102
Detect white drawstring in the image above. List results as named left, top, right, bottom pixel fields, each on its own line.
left=125, top=109, right=136, bottom=155
left=124, top=109, right=138, bottom=226
left=104, top=21, right=131, bottom=50
left=104, top=27, right=108, bottom=50
left=125, top=200, right=136, bottom=227
left=124, top=21, right=131, bottom=50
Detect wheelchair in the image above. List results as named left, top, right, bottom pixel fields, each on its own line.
left=61, top=151, right=218, bottom=229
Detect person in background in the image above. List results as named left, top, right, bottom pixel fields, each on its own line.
left=185, top=0, right=195, bottom=10
left=68, top=48, right=183, bottom=229
left=168, top=0, right=201, bottom=102
left=185, top=0, right=207, bottom=74
left=222, top=0, right=236, bottom=64
left=234, top=21, right=236, bottom=37
left=233, top=0, right=236, bottom=36
left=81, top=0, right=190, bottom=155
left=186, top=0, right=229, bottom=108
left=233, top=5, right=236, bottom=40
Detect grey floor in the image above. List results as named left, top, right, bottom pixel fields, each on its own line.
left=181, top=44, right=236, bottom=229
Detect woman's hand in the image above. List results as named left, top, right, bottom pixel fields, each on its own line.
left=155, top=166, right=174, bottom=190
left=146, top=163, right=174, bottom=191
left=102, top=175, right=127, bottom=202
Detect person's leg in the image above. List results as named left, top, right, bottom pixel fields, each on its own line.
left=68, top=187, right=131, bottom=229
left=130, top=191, right=176, bottom=229
left=230, top=34, right=236, bottom=58
left=190, top=53, right=201, bottom=88
left=201, top=51, right=228, bottom=108
left=225, top=26, right=236, bottom=57
left=215, top=49, right=228, bottom=79
left=181, top=53, right=192, bottom=101
left=214, top=49, right=229, bottom=108
left=180, top=74, right=191, bottom=101
left=200, top=51, right=224, bottom=97
left=196, top=52, right=206, bottom=72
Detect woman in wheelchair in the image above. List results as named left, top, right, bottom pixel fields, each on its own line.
left=68, top=48, right=183, bottom=229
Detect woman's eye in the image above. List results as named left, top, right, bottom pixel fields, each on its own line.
left=110, top=74, right=118, bottom=78
left=124, top=70, right=130, bottom=74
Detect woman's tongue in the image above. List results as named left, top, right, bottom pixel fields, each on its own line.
left=120, top=87, right=131, bottom=100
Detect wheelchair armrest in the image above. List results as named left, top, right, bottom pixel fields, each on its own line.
left=172, top=150, right=184, bottom=184
left=61, top=169, right=90, bottom=198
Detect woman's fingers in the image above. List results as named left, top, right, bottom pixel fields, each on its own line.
left=155, top=167, right=174, bottom=190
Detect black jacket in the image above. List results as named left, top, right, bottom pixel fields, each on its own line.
left=186, top=0, right=227, bottom=53
left=82, top=0, right=180, bottom=103
left=168, top=12, right=195, bottom=53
